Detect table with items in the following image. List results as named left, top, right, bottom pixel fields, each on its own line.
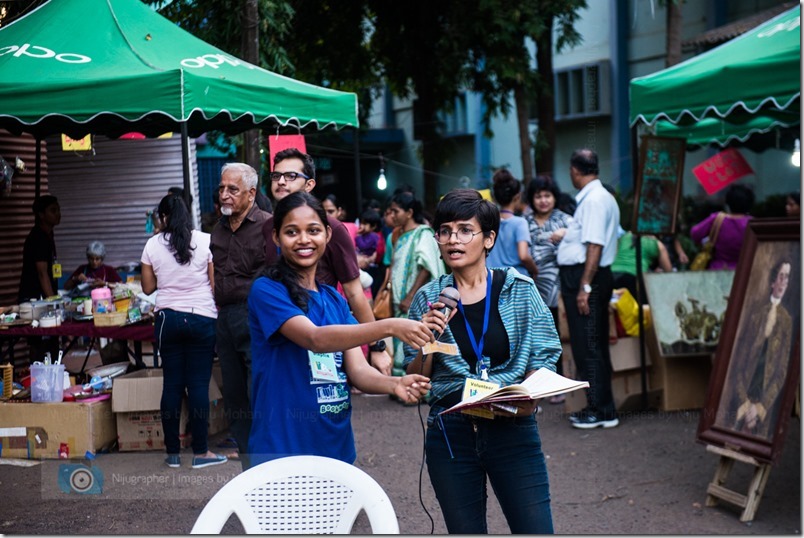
left=0, top=318, right=155, bottom=372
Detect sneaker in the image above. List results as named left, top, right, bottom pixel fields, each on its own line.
left=192, top=453, right=228, bottom=469
left=568, top=408, right=591, bottom=424
left=570, top=410, right=619, bottom=429
left=165, top=455, right=181, bottom=468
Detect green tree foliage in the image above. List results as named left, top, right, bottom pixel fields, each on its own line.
left=146, top=0, right=294, bottom=73
left=368, top=0, right=475, bottom=208
left=460, top=0, right=585, bottom=180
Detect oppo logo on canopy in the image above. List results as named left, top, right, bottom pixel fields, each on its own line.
left=181, top=53, right=256, bottom=70
left=0, top=44, right=91, bottom=64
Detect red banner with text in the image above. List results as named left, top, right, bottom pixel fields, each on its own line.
left=692, top=148, right=754, bottom=195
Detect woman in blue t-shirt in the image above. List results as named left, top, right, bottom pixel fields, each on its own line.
left=247, top=192, right=432, bottom=467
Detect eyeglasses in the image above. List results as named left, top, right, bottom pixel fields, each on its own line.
left=269, top=171, right=310, bottom=183
left=434, top=228, right=484, bottom=245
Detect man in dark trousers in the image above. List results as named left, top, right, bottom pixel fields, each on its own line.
left=210, top=163, right=271, bottom=469
left=557, top=149, right=621, bottom=429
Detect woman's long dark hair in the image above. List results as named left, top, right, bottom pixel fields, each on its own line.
left=158, top=194, right=194, bottom=265
left=262, top=192, right=329, bottom=312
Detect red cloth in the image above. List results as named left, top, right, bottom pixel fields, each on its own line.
left=0, top=319, right=154, bottom=341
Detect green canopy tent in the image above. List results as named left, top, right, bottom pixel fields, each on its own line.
left=0, top=0, right=358, bottom=195
left=629, top=5, right=800, bottom=147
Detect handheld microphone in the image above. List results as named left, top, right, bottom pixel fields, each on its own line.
left=434, top=286, right=460, bottom=340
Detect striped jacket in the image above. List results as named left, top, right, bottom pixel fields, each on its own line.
left=403, top=267, right=561, bottom=403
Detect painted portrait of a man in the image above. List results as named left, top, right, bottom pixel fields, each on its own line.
left=716, top=257, right=797, bottom=440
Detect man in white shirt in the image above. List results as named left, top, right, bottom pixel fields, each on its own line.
left=557, top=149, right=621, bottom=429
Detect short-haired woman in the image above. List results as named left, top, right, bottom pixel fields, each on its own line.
left=64, top=241, right=122, bottom=290
left=404, top=188, right=560, bottom=534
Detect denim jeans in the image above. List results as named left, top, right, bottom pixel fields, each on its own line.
left=216, top=303, right=253, bottom=470
left=156, top=309, right=216, bottom=456
left=425, top=406, right=554, bottom=534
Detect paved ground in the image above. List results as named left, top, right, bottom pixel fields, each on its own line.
left=0, top=392, right=800, bottom=534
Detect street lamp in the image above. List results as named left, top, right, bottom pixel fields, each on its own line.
left=792, top=138, right=800, bottom=168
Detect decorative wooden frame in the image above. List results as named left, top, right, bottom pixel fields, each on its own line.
left=697, top=219, right=801, bottom=463
left=632, top=135, right=686, bottom=235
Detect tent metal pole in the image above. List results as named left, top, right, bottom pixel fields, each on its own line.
left=353, top=129, right=362, bottom=215
left=180, top=122, right=191, bottom=208
left=632, top=125, right=649, bottom=412
left=35, top=138, right=42, bottom=198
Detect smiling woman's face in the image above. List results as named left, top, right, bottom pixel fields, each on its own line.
left=273, top=205, right=331, bottom=270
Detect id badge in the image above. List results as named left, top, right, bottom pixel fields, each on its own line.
left=52, top=262, right=62, bottom=279
left=308, top=350, right=340, bottom=382
left=460, top=377, right=500, bottom=419
left=422, top=341, right=458, bottom=355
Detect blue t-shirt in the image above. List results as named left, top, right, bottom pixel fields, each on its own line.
left=248, top=276, right=358, bottom=466
left=486, top=215, right=531, bottom=275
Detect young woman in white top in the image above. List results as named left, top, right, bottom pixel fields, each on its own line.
left=141, top=194, right=226, bottom=470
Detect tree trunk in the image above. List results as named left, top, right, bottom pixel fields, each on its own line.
left=534, top=15, right=556, bottom=178
left=417, top=97, right=440, bottom=213
left=241, top=0, right=261, bottom=173
left=514, top=85, right=534, bottom=184
left=666, top=1, right=683, bottom=67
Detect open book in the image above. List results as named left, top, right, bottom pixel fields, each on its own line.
left=439, top=368, right=589, bottom=417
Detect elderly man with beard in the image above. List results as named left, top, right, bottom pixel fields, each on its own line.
left=210, top=163, right=271, bottom=470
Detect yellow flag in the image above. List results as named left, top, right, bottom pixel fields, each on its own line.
left=61, top=134, right=92, bottom=151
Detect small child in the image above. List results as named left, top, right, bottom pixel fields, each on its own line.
left=356, top=210, right=382, bottom=259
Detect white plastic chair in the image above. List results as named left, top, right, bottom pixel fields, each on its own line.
left=190, top=455, right=400, bottom=534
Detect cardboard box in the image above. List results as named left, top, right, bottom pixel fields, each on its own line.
left=0, top=399, right=117, bottom=459
left=112, top=369, right=224, bottom=451
left=562, top=337, right=659, bottom=414
left=646, top=327, right=712, bottom=411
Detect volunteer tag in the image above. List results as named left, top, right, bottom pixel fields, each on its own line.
left=52, top=262, right=62, bottom=279
left=422, top=341, right=458, bottom=355
left=308, top=351, right=340, bottom=382
left=460, top=377, right=500, bottom=419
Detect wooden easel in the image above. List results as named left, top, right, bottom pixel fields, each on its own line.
left=705, top=444, right=772, bottom=522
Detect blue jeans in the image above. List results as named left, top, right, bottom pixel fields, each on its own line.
left=426, top=406, right=554, bottom=534
left=216, top=304, right=252, bottom=470
left=156, top=309, right=216, bottom=456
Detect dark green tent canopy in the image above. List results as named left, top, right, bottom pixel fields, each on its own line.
left=0, top=0, right=358, bottom=139
left=629, top=6, right=800, bottom=146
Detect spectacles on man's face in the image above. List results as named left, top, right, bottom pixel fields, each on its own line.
left=434, top=226, right=483, bottom=245
left=269, top=171, right=310, bottom=183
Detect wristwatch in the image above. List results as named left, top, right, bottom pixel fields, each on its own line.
left=369, top=340, right=387, bottom=353
left=582, top=284, right=593, bottom=293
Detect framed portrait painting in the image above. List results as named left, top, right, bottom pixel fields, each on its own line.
left=697, top=219, right=800, bottom=463
left=632, top=135, right=686, bottom=235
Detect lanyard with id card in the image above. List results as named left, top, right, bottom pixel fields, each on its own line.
left=456, top=270, right=498, bottom=418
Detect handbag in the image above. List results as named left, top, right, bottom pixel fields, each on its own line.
left=373, top=268, right=393, bottom=320
left=373, top=282, right=392, bottom=319
left=690, top=212, right=726, bottom=271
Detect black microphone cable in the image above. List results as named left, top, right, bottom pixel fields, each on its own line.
left=416, top=392, right=435, bottom=534
left=413, top=287, right=460, bottom=534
